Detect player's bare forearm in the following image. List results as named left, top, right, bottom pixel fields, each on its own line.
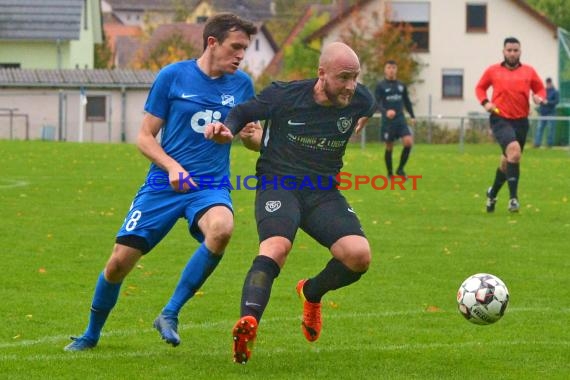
left=239, top=122, right=262, bottom=151
left=354, top=117, right=369, bottom=135
left=137, top=113, right=183, bottom=173
left=137, top=113, right=196, bottom=191
left=204, top=122, right=234, bottom=143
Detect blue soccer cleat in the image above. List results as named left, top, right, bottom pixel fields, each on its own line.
left=153, top=314, right=181, bottom=347
left=64, top=336, right=97, bottom=351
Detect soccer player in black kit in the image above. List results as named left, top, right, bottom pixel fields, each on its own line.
left=374, top=60, right=416, bottom=178
left=205, top=42, right=376, bottom=364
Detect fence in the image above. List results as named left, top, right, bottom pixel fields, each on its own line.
left=0, top=108, right=29, bottom=140
left=2, top=108, right=570, bottom=153
left=357, top=113, right=570, bottom=153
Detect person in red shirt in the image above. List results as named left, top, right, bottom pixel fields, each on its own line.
left=475, top=37, right=546, bottom=213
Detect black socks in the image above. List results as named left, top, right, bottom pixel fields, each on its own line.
left=240, top=255, right=281, bottom=322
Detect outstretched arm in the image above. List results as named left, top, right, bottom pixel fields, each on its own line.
left=402, top=85, right=416, bottom=126
left=239, top=122, right=262, bottom=151
left=531, top=70, right=547, bottom=105
left=354, top=117, right=369, bottom=135
left=204, top=122, right=234, bottom=143
left=137, top=112, right=196, bottom=191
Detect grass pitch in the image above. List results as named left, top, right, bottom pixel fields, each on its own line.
left=0, top=140, right=568, bottom=379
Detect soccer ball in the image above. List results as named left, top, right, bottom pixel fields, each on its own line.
left=457, top=273, right=509, bottom=325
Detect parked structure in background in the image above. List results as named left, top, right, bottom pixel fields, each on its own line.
left=0, top=68, right=154, bottom=142
left=0, top=0, right=103, bottom=69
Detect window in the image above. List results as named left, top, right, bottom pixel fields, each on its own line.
left=0, top=63, right=20, bottom=68
left=467, top=4, right=487, bottom=32
left=387, top=2, right=430, bottom=51
left=86, top=96, right=106, bottom=122
left=442, top=69, right=463, bottom=99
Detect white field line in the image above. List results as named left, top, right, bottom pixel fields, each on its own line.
left=1, top=340, right=569, bottom=363
left=1, top=307, right=568, bottom=354
left=0, top=179, right=29, bottom=189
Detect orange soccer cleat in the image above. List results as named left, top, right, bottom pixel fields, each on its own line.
left=232, top=315, right=258, bottom=364
left=296, top=279, right=322, bottom=342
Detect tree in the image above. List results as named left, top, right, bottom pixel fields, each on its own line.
left=94, top=38, right=114, bottom=69
left=132, top=32, right=199, bottom=71
left=338, top=9, right=420, bottom=89
left=172, top=0, right=195, bottom=22
left=526, top=0, right=570, bottom=31
left=267, top=0, right=360, bottom=46
left=280, top=13, right=329, bottom=81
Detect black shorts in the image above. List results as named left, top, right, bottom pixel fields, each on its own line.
left=489, top=115, right=529, bottom=154
left=380, top=122, right=412, bottom=142
left=254, top=185, right=365, bottom=249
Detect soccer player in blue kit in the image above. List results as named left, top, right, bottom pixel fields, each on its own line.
left=64, top=13, right=258, bottom=351
left=206, top=42, right=375, bottom=364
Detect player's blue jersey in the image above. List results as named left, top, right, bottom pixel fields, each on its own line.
left=144, top=59, right=255, bottom=189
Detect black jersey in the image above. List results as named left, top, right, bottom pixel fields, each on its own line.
left=374, top=79, right=415, bottom=126
left=225, top=79, right=376, bottom=179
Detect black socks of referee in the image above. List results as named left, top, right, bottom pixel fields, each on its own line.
left=490, top=163, right=519, bottom=200
left=506, top=162, right=520, bottom=199
left=302, top=258, right=365, bottom=303
left=490, top=167, right=507, bottom=198
left=240, top=255, right=280, bottom=322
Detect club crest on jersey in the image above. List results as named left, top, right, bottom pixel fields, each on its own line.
left=398, top=84, right=404, bottom=92
left=265, top=200, right=281, bottom=213
left=337, top=117, right=353, bottom=133
left=221, top=94, right=235, bottom=107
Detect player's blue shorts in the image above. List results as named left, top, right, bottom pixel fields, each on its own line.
left=116, top=183, right=232, bottom=254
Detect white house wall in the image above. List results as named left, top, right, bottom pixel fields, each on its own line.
left=424, top=0, right=557, bottom=118
left=0, top=88, right=148, bottom=143
left=319, top=0, right=558, bottom=119
left=243, top=33, right=276, bottom=78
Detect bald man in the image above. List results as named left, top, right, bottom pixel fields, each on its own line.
left=205, top=42, right=376, bottom=364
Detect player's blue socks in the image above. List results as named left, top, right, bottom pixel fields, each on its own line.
left=83, top=271, right=122, bottom=342
left=161, top=243, right=222, bottom=317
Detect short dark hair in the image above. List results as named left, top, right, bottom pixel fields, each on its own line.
left=202, top=13, right=257, bottom=50
left=503, top=37, right=520, bottom=46
left=385, top=60, right=397, bottom=66
left=546, top=77, right=552, bottom=83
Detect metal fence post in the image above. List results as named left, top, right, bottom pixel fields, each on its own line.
left=459, top=117, right=465, bottom=153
